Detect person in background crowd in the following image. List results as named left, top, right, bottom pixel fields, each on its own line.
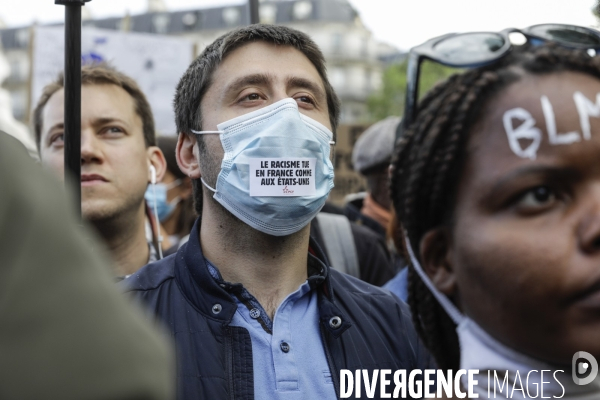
left=346, top=116, right=400, bottom=237
left=0, top=131, right=174, bottom=400
left=146, top=136, right=196, bottom=256
left=392, top=36, right=600, bottom=397
left=33, top=63, right=167, bottom=277
left=309, top=209, right=395, bottom=286
left=125, top=24, right=433, bottom=399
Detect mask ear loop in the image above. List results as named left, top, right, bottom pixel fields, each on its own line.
left=191, top=130, right=223, bottom=135
left=191, top=130, right=221, bottom=193
left=149, top=165, right=163, bottom=260
left=404, top=235, right=463, bottom=324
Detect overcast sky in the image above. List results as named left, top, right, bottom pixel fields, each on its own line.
left=1, top=0, right=598, bottom=51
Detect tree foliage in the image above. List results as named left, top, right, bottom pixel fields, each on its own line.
left=367, top=59, right=458, bottom=122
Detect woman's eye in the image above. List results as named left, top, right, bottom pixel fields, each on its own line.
left=515, top=186, right=557, bottom=210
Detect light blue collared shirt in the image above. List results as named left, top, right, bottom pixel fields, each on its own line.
left=206, top=260, right=337, bottom=400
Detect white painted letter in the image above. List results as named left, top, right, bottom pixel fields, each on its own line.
left=574, top=91, right=600, bottom=140
left=541, top=95, right=581, bottom=145
left=503, top=107, right=542, bottom=159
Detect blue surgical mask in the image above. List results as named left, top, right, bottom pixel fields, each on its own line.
left=145, top=180, right=182, bottom=222
left=192, top=98, right=335, bottom=236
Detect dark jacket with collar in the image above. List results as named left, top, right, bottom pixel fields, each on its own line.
left=123, top=219, right=434, bottom=399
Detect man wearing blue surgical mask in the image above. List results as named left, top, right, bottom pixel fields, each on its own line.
left=124, top=25, right=433, bottom=399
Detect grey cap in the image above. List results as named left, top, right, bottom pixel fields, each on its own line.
left=352, top=116, right=401, bottom=173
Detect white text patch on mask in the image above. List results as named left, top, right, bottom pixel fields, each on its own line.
left=249, top=158, right=316, bottom=197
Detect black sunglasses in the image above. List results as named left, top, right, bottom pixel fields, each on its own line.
left=400, top=24, right=600, bottom=138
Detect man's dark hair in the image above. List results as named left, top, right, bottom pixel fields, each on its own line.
left=390, top=43, right=600, bottom=370
left=33, top=63, right=156, bottom=150
left=174, top=24, right=341, bottom=215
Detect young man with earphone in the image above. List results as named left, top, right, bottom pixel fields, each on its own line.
left=33, top=63, right=167, bottom=276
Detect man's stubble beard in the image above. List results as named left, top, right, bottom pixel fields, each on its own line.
left=83, top=188, right=147, bottom=240
left=198, top=139, right=307, bottom=257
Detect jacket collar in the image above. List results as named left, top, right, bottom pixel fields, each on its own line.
left=174, top=218, right=338, bottom=324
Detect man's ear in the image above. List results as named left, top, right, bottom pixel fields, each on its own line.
left=176, top=133, right=201, bottom=179
left=147, top=146, right=167, bottom=184
left=419, top=228, right=457, bottom=296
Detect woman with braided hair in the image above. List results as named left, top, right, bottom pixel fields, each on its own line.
left=391, top=26, right=600, bottom=398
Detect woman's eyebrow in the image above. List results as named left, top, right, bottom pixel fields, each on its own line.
left=485, top=165, right=582, bottom=197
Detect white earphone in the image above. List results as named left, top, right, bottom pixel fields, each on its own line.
left=148, top=164, right=163, bottom=260
left=150, top=164, right=157, bottom=185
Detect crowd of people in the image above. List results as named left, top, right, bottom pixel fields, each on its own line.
left=2, top=21, right=600, bottom=400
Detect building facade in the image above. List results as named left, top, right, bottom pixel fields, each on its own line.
left=0, top=0, right=400, bottom=125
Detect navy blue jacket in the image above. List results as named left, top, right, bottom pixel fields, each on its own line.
left=124, top=220, right=434, bottom=399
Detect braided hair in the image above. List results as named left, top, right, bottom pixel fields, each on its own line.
left=390, top=42, right=600, bottom=370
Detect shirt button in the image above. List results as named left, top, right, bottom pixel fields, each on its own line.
left=280, top=342, right=290, bottom=353
left=249, top=308, right=260, bottom=319
left=212, top=304, right=222, bottom=314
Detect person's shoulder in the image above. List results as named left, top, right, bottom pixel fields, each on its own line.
left=329, top=268, right=403, bottom=305
left=121, top=254, right=177, bottom=293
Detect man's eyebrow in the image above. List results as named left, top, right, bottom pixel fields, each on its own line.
left=47, top=122, right=64, bottom=133
left=286, top=76, right=326, bottom=101
left=224, top=73, right=273, bottom=96
left=91, top=117, right=130, bottom=127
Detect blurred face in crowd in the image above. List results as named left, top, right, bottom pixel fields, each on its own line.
left=39, top=84, right=161, bottom=221
left=179, top=41, right=332, bottom=188
left=429, top=71, right=600, bottom=363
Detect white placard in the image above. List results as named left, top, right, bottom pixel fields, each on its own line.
left=31, top=26, right=193, bottom=136
left=249, top=158, right=316, bottom=197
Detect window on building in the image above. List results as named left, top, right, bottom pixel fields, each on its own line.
left=152, top=14, right=170, bottom=34
left=293, top=1, right=313, bottom=20
left=222, top=7, right=241, bottom=26
left=259, top=5, right=277, bottom=24
left=331, top=33, right=343, bottom=54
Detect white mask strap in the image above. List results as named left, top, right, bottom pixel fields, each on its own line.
left=200, top=177, right=217, bottom=193
left=191, top=130, right=223, bottom=135
left=404, top=236, right=464, bottom=324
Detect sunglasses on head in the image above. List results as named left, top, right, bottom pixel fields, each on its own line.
left=400, top=24, right=600, bottom=137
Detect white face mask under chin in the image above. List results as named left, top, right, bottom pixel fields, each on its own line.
left=405, top=237, right=600, bottom=399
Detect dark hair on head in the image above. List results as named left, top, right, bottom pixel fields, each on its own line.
left=174, top=24, right=341, bottom=215
left=157, top=136, right=185, bottom=179
left=157, top=135, right=197, bottom=237
left=33, top=63, right=156, bottom=150
left=390, top=42, right=600, bottom=370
